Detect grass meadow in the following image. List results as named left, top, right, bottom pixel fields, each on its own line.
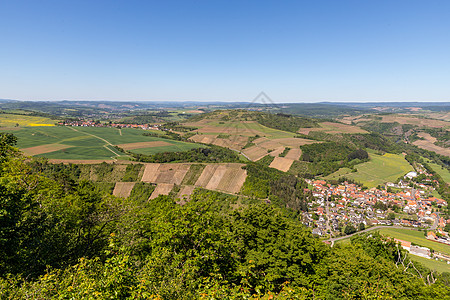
left=324, top=151, right=413, bottom=188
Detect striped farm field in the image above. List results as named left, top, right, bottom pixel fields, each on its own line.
left=0, top=126, right=202, bottom=160
left=141, top=163, right=247, bottom=195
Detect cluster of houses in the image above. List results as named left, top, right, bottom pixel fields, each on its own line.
left=303, top=179, right=448, bottom=237
left=303, top=178, right=450, bottom=263
left=58, top=120, right=161, bottom=130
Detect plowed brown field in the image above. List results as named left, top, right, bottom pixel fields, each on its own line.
left=113, top=182, right=135, bottom=198
left=22, top=144, right=73, bottom=156
left=269, top=157, right=294, bottom=172
left=149, top=183, right=174, bottom=199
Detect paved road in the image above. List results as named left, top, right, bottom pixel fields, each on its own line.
left=430, top=213, right=439, bottom=230
left=326, top=225, right=420, bottom=246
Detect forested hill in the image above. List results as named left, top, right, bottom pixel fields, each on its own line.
left=0, top=132, right=449, bottom=299
left=186, top=109, right=320, bottom=132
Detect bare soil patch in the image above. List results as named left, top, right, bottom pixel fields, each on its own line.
left=285, top=148, right=302, bottom=160
left=269, top=147, right=286, bottom=157
left=274, top=138, right=319, bottom=147
left=22, top=144, right=73, bottom=156
left=113, top=182, right=136, bottom=198
left=117, top=141, right=172, bottom=150
left=298, top=122, right=367, bottom=135
left=194, top=163, right=247, bottom=194
left=205, top=165, right=228, bottom=190
left=413, top=133, right=450, bottom=157
left=141, top=163, right=190, bottom=184
left=149, top=183, right=174, bottom=199
left=242, top=145, right=269, bottom=161
left=195, top=165, right=218, bottom=187
left=269, top=157, right=294, bottom=172
left=216, top=164, right=247, bottom=194
left=381, top=115, right=450, bottom=128
left=141, top=164, right=161, bottom=182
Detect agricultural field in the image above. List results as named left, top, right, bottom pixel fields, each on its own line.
left=0, top=126, right=202, bottom=160
left=269, top=157, right=294, bottom=172
left=113, top=182, right=136, bottom=198
left=324, top=151, right=414, bottom=188
left=377, top=228, right=450, bottom=256
left=298, top=121, right=368, bottom=135
left=0, top=112, right=56, bottom=127
left=141, top=163, right=247, bottom=195
left=379, top=114, right=450, bottom=128
left=413, top=132, right=450, bottom=157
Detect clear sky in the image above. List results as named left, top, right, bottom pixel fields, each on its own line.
left=1, top=0, right=449, bottom=102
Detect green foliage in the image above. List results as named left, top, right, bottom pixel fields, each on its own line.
left=256, top=113, right=318, bottom=132
left=1, top=133, right=449, bottom=299
left=128, top=182, right=156, bottom=203
left=131, top=146, right=240, bottom=163
left=181, top=164, right=205, bottom=185
left=279, top=147, right=290, bottom=157
left=122, top=163, right=143, bottom=182
left=344, top=225, right=357, bottom=235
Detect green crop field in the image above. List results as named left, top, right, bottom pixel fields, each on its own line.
left=0, top=126, right=203, bottom=160
left=377, top=228, right=450, bottom=256
left=324, top=151, right=413, bottom=188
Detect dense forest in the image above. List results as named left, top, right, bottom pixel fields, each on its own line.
left=1, top=132, right=449, bottom=299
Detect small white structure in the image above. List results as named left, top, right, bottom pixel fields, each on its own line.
left=405, top=171, right=418, bottom=179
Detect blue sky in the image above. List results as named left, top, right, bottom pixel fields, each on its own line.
left=1, top=0, right=449, bottom=102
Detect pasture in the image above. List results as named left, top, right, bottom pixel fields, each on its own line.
left=324, top=151, right=413, bottom=188
left=0, top=126, right=202, bottom=160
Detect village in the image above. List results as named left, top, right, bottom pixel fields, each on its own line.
left=58, top=120, right=161, bottom=130
left=303, top=172, right=450, bottom=263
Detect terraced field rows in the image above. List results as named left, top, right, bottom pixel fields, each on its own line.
left=141, top=163, right=247, bottom=195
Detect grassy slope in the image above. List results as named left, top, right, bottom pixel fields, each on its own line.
left=377, top=228, right=450, bottom=256
left=324, top=151, right=413, bottom=188
left=427, top=161, right=450, bottom=183
left=409, top=254, right=450, bottom=274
